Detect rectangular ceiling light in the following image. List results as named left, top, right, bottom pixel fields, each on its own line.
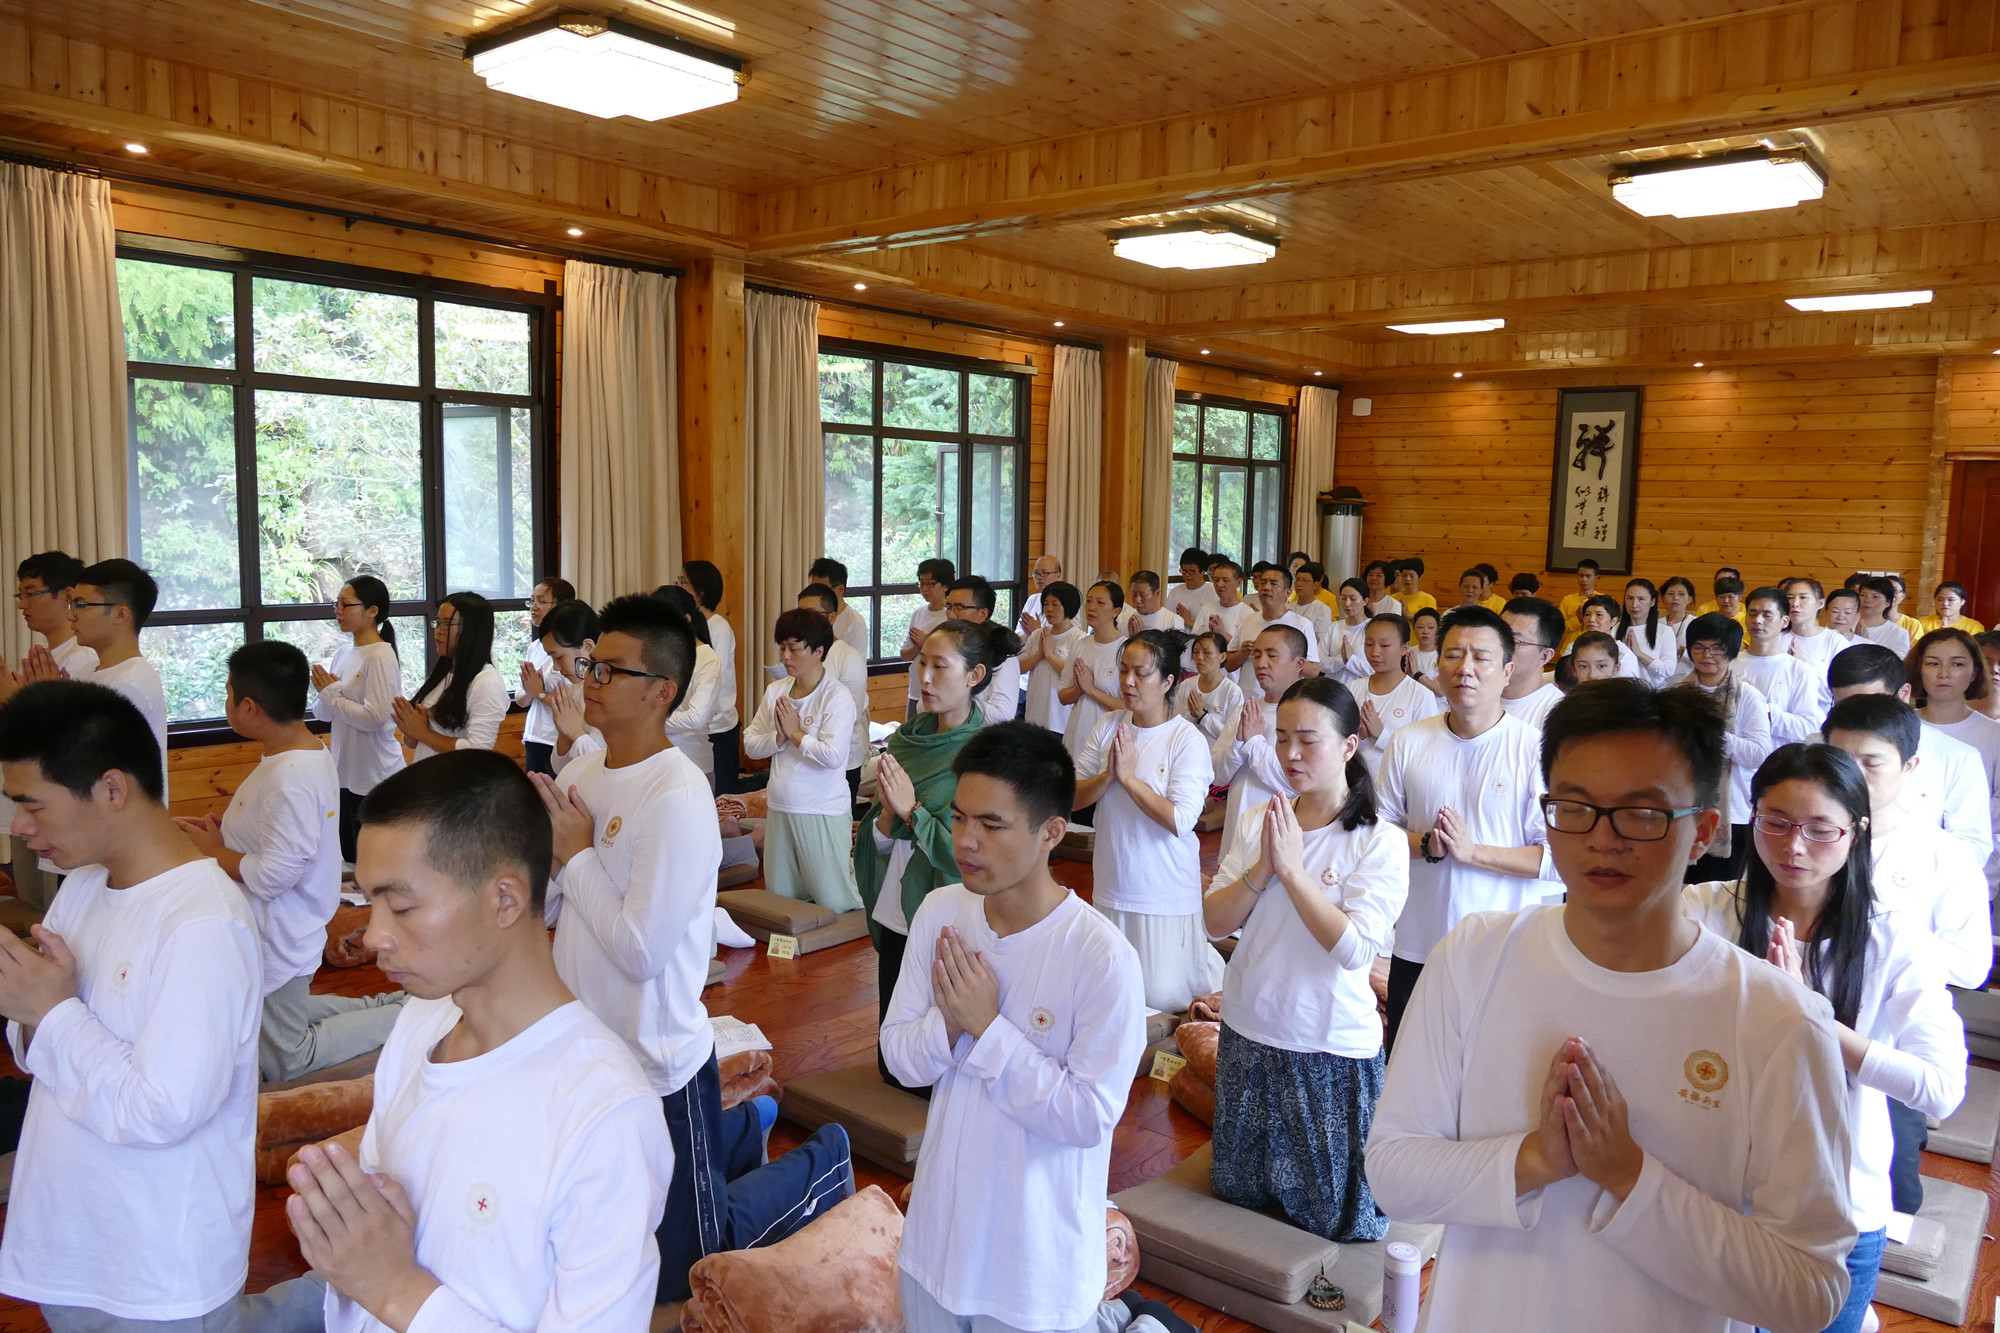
left=1386, top=318, right=1505, bottom=335
left=467, top=13, right=743, bottom=121
left=1110, top=223, right=1279, bottom=270
left=1610, top=148, right=1826, bottom=219
left=1785, top=290, right=1934, bottom=312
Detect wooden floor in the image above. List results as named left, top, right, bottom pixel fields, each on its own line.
left=0, top=841, right=1994, bottom=1331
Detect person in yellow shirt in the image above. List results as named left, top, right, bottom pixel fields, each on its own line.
left=1392, top=559, right=1437, bottom=620
left=1557, top=559, right=1601, bottom=648
left=1917, top=579, right=1986, bottom=636
left=1285, top=551, right=1338, bottom=613
left=1691, top=565, right=1740, bottom=617
left=1474, top=563, right=1507, bottom=613
left=1712, top=575, right=1749, bottom=629
left=1885, top=573, right=1930, bottom=642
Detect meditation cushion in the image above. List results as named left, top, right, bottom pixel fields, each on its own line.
left=1174, top=1022, right=1219, bottom=1085
left=1145, top=1010, right=1185, bottom=1046
left=718, top=863, right=758, bottom=890
left=1104, top=1207, right=1139, bottom=1298
left=717, top=1049, right=779, bottom=1110
left=781, top=1066, right=928, bottom=1176
left=717, top=889, right=870, bottom=955
left=258, top=1077, right=373, bottom=1185
left=1928, top=1064, right=2000, bottom=1163
left=1189, top=992, right=1223, bottom=1024
left=1880, top=1216, right=1947, bottom=1282
left=284, top=1125, right=366, bottom=1183
left=681, top=1184, right=903, bottom=1333
left=1168, top=1065, right=1214, bottom=1126
left=1873, top=1176, right=1990, bottom=1325
left=1055, top=823, right=1095, bottom=864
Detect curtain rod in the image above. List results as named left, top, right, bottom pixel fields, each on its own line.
left=0, top=146, right=684, bottom=280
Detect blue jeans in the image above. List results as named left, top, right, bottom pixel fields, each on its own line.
left=1820, top=1226, right=1885, bottom=1333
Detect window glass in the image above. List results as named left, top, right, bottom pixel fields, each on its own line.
left=119, top=259, right=234, bottom=369
left=252, top=278, right=419, bottom=385
left=131, top=379, right=239, bottom=611
left=879, top=438, right=950, bottom=587
left=256, top=392, right=425, bottom=606
left=266, top=615, right=428, bottom=701
left=140, top=622, right=243, bottom=722
left=443, top=405, right=533, bottom=599
left=823, top=432, right=876, bottom=586
left=968, top=374, right=1014, bottom=434
left=435, top=303, right=531, bottom=395
left=819, top=354, right=873, bottom=424
left=1168, top=399, right=1289, bottom=575
left=1252, top=413, right=1283, bottom=461
left=1204, top=408, right=1249, bottom=459
left=882, top=363, right=959, bottom=432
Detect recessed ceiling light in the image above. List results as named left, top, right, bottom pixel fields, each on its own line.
left=1053, top=320, right=1065, bottom=328
left=1785, top=290, right=1932, bottom=312
left=1311, top=370, right=1322, bottom=376
left=852, top=282, right=867, bottom=291
left=1110, top=222, right=1278, bottom=271
left=1610, top=148, right=1825, bottom=219
left=1693, top=361, right=1705, bottom=367
left=1199, top=349, right=1211, bottom=355
left=467, top=13, right=743, bottom=121
left=565, top=226, right=584, bottom=236
left=1453, top=371, right=1464, bottom=378
left=124, top=142, right=148, bottom=154
left=1387, top=318, right=1504, bottom=335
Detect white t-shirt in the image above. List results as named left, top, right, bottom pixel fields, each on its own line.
left=1133, top=608, right=1176, bottom=633
left=0, top=860, right=260, bottom=1319
left=1691, top=680, right=1774, bottom=826
left=1368, top=594, right=1404, bottom=618
left=412, top=663, right=509, bottom=762
left=1923, top=712, right=2000, bottom=886
left=882, top=886, right=1145, bottom=1332
left=83, top=655, right=169, bottom=791
left=313, top=640, right=404, bottom=792
left=1294, top=599, right=1336, bottom=660
left=1870, top=818, right=1993, bottom=989
left=1023, top=625, right=1086, bottom=733
left=1862, top=621, right=1913, bottom=657
left=1366, top=905, right=1855, bottom=1333
left=1907, top=723, right=1996, bottom=867
left=824, top=639, right=871, bottom=769
left=664, top=643, right=721, bottom=776
left=1409, top=647, right=1439, bottom=679
left=1199, top=598, right=1257, bottom=646
left=1211, top=698, right=1293, bottom=856
left=978, top=655, right=1022, bottom=725
left=1685, top=883, right=1966, bottom=1233
left=1210, top=803, right=1408, bottom=1057
left=1173, top=672, right=1243, bottom=744
left=1376, top=712, right=1550, bottom=964
left=742, top=672, right=855, bottom=817
left=1741, top=651, right=1830, bottom=745
left=550, top=746, right=722, bottom=1096
left=1348, top=674, right=1444, bottom=779
left=1059, top=635, right=1128, bottom=759
left=516, top=639, right=558, bottom=746
left=221, top=747, right=341, bottom=993
left=1623, top=620, right=1679, bottom=686
left=325, top=998, right=672, bottom=1333
left=833, top=604, right=870, bottom=658
left=1788, top=627, right=1844, bottom=679
left=1077, top=713, right=1210, bottom=917
left=1232, top=611, right=1322, bottom=695
left=707, top=613, right=739, bottom=732
left=906, top=603, right=950, bottom=700
left=1164, top=583, right=1217, bottom=628
left=1499, top=682, right=1563, bottom=732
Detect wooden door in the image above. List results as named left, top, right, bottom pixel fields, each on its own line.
left=1946, top=462, right=2000, bottom=625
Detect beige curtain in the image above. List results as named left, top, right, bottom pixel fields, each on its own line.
left=1139, top=356, right=1178, bottom=572
left=0, top=163, right=128, bottom=667
left=743, top=289, right=822, bottom=693
left=1043, top=345, right=1102, bottom=580
left=1291, top=384, right=1340, bottom=560
left=558, top=261, right=680, bottom=605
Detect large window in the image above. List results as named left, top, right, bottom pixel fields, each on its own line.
left=818, top=343, right=1029, bottom=660
left=118, top=244, right=550, bottom=725
left=1168, top=395, right=1289, bottom=570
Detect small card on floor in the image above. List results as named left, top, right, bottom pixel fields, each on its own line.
left=1885, top=1210, right=1915, bottom=1244
left=766, top=934, right=798, bottom=960
left=1148, top=1051, right=1186, bottom=1083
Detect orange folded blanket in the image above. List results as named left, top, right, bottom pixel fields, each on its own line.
left=256, top=1076, right=373, bottom=1185
left=682, top=1184, right=904, bottom=1333
left=717, top=1048, right=779, bottom=1110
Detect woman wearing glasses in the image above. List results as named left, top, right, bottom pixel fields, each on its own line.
left=310, top=575, right=402, bottom=860
left=1676, top=613, right=1774, bottom=883
left=391, top=592, right=507, bottom=763
left=1685, top=744, right=1966, bottom=1333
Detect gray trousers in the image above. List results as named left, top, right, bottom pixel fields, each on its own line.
left=43, top=1298, right=242, bottom=1333
left=45, top=1278, right=331, bottom=1333
left=260, top=975, right=405, bottom=1084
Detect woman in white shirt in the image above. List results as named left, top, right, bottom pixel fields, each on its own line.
left=515, top=591, right=591, bottom=779
left=656, top=585, right=722, bottom=790
left=683, top=559, right=744, bottom=794
left=393, top=592, right=508, bottom=764
left=1017, top=581, right=1084, bottom=733
left=1328, top=578, right=1371, bottom=676
left=1407, top=607, right=1440, bottom=680
left=1617, top=578, right=1676, bottom=685
left=311, top=574, right=403, bottom=861
left=744, top=608, right=861, bottom=912
left=1686, top=743, right=1965, bottom=1333
left=1058, top=580, right=1129, bottom=763
left=1678, top=612, right=1774, bottom=883
left=1203, top=677, right=1409, bottom=1241
left=514, top=576, right=573, bottom=776
left=1658, top=575, right=1696, bottom=676
left=1174, top=631, right=1242, bottom=743
left=1073, top=629, right=1223, bottom=1012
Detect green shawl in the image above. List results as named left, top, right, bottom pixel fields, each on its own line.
left=854, top=708, right=984, bottom=945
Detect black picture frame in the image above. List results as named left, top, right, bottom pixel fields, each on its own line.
left=1546, top=386, right=1643, bottom=575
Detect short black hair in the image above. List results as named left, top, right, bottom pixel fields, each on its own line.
left=228, top=640, right=309, bottom=725
left=1367, top=612, right=1412, bottom=644
left=1249, top=561, right=1281, bottom=580
left=1404, top=557, right=1427, bottom=576
left=1827, top=588, right=1860, bottom=609
left=1576, top=559, right=1600, bottom=574
left=917, top=557, right=957, bottom=585
left=1295, top=561, right=1326, bottom=587
left=1210, top=559, right=1243, bottom=580
left=1714, top=576, right=1745, bottom=598
left=1823, top=693, right=1922, bottom=763
left=1827, top=642, right=1906, bottom=693
left=1411, top=606, right=1441, bottom=628
left=1474, top=562, right=1500, bottom=583
left=1130, top=569, right=1161, bottom=595
left=797, top=583, right=840, bottom=615
left=16, top=551, right=85, bottom=592
left=1860, top=575, right=1897, bottom=601
left=1509, top=573, right=1541, bottom=595
left=953, top=720, right=1075, bottom=830
left=1040, top=581, right=1082, bottom=621
left=1571, top=630, right=1620, bottom=662
left=597, top=593, right=696, bottom=713
left=681, top=560, right=723, bottom=612
left=1542, top=677, right=1725, bottom=808
left=535, top=576, right=577, bottom=603
left=946, top=576, right=997, bottom=615
left=809, top=558, right=849, bottom=589
left=1503, top=597, right=1565, bottom=655
left=541, top=599, right=599, bottom=649
left=0, top=681, right=163, bottom=803
left=359, top=750, right=553, bottom=911
left=1440, top=605, right=1515, bottom=657
left=78, top=558, right=159, bottom=630
left=1682, top=612, right=1744, bottom=658
left=1745, top=585, right=1789, bottom=614
left=1255, top=622, right=1309, bottom=660
left=773, top=607, right=834, bottom=656
left=653, top=585, right=711, bottom=647
left=1179, top=547, right=1207, bottom=568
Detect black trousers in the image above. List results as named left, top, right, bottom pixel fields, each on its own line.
left=1384, top=955, right=1424, bottom=1059
left=711, top=725, right=744, bottom=794
left=337, top=789, right=365, bottom=864
left=522, top=740, right=554, bottom=777
left=1686, top=824, right=1750, bottom=884
left=1887, top=1096, right=1928, bottom=1215
left=874, top=928, right=932, bottom=1100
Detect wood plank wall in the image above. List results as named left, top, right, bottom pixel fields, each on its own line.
left=168, top=713, right=526, bottom=814
left=1175, top=360, right=1300, bottom=409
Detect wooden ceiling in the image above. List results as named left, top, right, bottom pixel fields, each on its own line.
left=5, top=0, right=2000, bottom=376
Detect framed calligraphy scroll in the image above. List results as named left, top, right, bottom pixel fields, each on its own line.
left=1545, top=386, right=1643, bottom=575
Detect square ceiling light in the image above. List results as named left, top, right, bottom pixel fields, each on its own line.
left=467, top=13, right=744, bottom=121
left=1385, top=318, right=1505, bottom=335
left=1609, top=147, right=1826, bottom=219
left=1110, top=222, right=1279, bottom=270
left=1785, top=290, right=1934, bottom=312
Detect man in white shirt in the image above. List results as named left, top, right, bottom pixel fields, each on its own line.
left=682, top=559, right=744, bottom=795
left=1741, top=586, right=1830, bottom=743
left=532, top=594, right=854, bottom=1304
left=1012, top=554, right=1065, bottom=640
left=1500, top=599, right=1565, bottom=729
left=1226, top=564, right=1321, bottom=695
left=1197, top=560, right=1258, bottom=650
left=1289, top=561, right=1337, bottom=657
left=1127, top=570, right=1176, bottom=632
left=946, top=577, right=1021, bottom=725
left=27, top=560, right=169, bottom=797
left=1376, top=607, right=1552, bottom=1053
left=1, top=551, right=97, bottom=909
left=1366, top=677, right=1855, bottom=1333
left=883, top=721, right=1146, bottom=1333
left=801, top=584, right=873, bottom=800
left=1212, top=626, right=1311, bottom=856
left=1784, top=577, right=1844, bottom=677
left=901, top=558, right=956, bottom=723
left=175, top=642, right=405, bottom=1083
left=810, top=558, right=871, bottom=658
left=1164, top=547, right=1216, bottom=629
left=273, top=747, right=674, bottom=1333
left=0, top=680, right=261, bottom=1330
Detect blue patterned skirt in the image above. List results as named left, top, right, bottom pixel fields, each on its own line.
left=1209, top=1022, right=1390, bottom=1242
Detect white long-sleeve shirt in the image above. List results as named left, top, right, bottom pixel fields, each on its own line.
left=977, top=656, right=1022, bottom=725
left=1924, top=712, right=2000, bottom=888
left=1907, top=723, right=1995, bottom=867
left=1172, top=672, right=1242, bottom=745
left=742, top=672, right=854, bottom=817
left=1210, top=697, right=1294, bottom=856
left=1076, top=713, right=1209, bottom=917
left=313, top=640, right=404, bottom=792
left=1023, top=625, right=1086, bottom=733
left=1058, top=635, right=1128, bottom=760
left=1365, top=905, right=1855, bottom=1333
left=325, top=998, right=672, bottom=1333
left=824, top=639, right=871, bottom=769
left=1870, top=818, right=1993, bottom=989
left=515, top=640, right=558, bottom=747
left=1691, top=680, right=1774, bottom=827
left=0, top=860, right=260, bottom=1319
left=1741, top=652, right=1830, bottom=745
left=412, top=664, right=509, bottom=762
left=220, top=747, right=342, bottom=994
left=1622, top=620, right=1679, bottom=686
left=663, top=643, right=721, bottom=776
left=882, top=886, right=1145, bottom=1332
left=549, top=746, right=722, bottom=1096
left=707, top=613, right=739, bottom=732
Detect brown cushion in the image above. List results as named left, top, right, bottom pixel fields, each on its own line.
left=792, top=911, right=871, bottom=955
left=323, top=903, right=375, bottom=968
left=718, top=1049, right=779, bottom=1110
left=1112, top=1143, right=1338, bottom=1304
left=718, top=864, right=759, bottom=890
left=780, top=1065, right=928, bottom=1176
left=279, top=1124, right=367, bottom=1186
left=1105, top=1207, right=1139, bottom=1298
left=681, top=1184, right=903, bottom=1333
left=1167, top=1065, right=1214, bottom=1125
left=1055, top=825, right=1095, bottom=863
left=257, top=1075, right=375, bottom=1186
left=1174, top=1021, right=1219, bottom=1085
left=719, top=889, right=839, bottom=937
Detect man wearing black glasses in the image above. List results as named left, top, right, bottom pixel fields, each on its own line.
left=1500, top=597, right=1566, bottom=727
left=1368, top=678, right=1856, bottom=1333
left=2, top=553, right=96, bottom=908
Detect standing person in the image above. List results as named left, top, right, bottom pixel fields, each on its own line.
left=881, top=722, right=1147, bottom=1333
left=515, top=594, right=596, bottom=781
left=1910, top=627, right=2000, bottom=887
left=744, top=608, right=863, bottom=913
left=532, top=595, right=853, bottom=1303
left=1290, top=562, right=1337, bottom=654
left=0, top=682, right=260, bottom=1330
left=1018, top=582, right=1084, bottom=734
left=944, top=578, right=1022, bottom=726
left=1128, top=571, right=1176, bottom=632
left=1319, top=577, right=1370, bottom=683
left=859, top=620, right=1017, bottom=1092
left=657, top=586, right=723, bottom=790
left=1, top=553, right=97, bottom=908
left=1073, top=631, right=1221, bottom=1013
left=1365, top=680, right=1856, bottom=1333
left=682, top=560, right=744, bottom=795
left=1229, top=565, right=1325, bottom=693
left=312, top=576, right=404, bottom=865
left=1174, top=631, right=1241, bottom=744
left=1856, top=578, right=1910, bottom=657
left=1377, top=607, right=1551, bottom=1053
left=1393, top=559, right=1437, bottom=620
left=1205, top=680, right=1408, bottom=1241
left=1826, top=588, right=1865, bottom=644
left=393, top=593, right=507, bottom=763
left=1686, top=744, right=1965, bottom=1333
left=899, top=559, right=956, bottom=724
left=1164, top=547, right=1214, bottom=629
left=799, top=584, right=871, bottom=797
left=1658, top=575, right=1698, bottom=672
left=515, top=577, right=573, bottom=777
left=1013, top=554, right=1066, bottom=640
left=1677, top=613, right=1775, bottom=883
left=1408, top=607, right=1441, bottom=680
left=810, top=559, right=870, bottom=658
left=1212, top=626, right=1310, bottom=855
left=48, top=560, right=169, bottom=793
left=1363, top=560, right=1402, bottom=617
left=1786, top=578, right=1844, bottom=678
left=1499, top=598, right=1565, bottom=729
left=1557, top=559, right=1600, bottom=647
left=1198, top=560, right=1257, bottom=651
left=1350, top=614, right=1442, bottom=778
left=180, top=642, right=403, bottom=1083
left=1921, top=581, right=1985, bottom=636
left=1741, top=585, right=1830, bottom=743
left=1617, top=579, right=1676, bottom=685
left=1058, top=581, right=1130, bottom=762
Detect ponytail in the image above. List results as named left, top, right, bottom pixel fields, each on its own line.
left=346, top=576, right=398, bottom=657
left=1277, top=676, right=1379, bottom=830
left=1130, top=628, right=1192, bottom=689
left=934, top=619, right=1023, bottom=697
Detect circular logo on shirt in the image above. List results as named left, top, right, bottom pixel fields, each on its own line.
left=1684, top=1050, right=1729, bottom=1093
left=602, top=816, right=623, bottom=846
left=1320, top=866, right=1340, bottom=888
left=1391, top=707, right=1406, bottom=719
left=466, top=1182, right=499, bottom=1226
left=1028, top=1007, right=1055, bottom=1034
left=112, top=962, right=131, bottom=990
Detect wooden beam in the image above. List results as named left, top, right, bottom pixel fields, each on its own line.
left=1099, top=336, right=1149, bottom=578
left=677, top=256, right=748, bottom=642
left=1919, top=355, right=1958, bottom=615
left=750, top=0, right=2000, bottom=256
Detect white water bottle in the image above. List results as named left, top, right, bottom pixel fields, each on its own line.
left=1381, top=1239, right=1422, bottom=1333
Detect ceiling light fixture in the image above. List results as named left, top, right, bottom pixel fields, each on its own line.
left=565, top=226, right=584, bottom=236
left=852, top=282, right=867, bottom=291
left=1452, top=371, right=1463, bottom=378
left=1311, top=370, right=1322, bottom=376
left=1693, top=361, right=1705, bottom=367
left=1199, top=349, right=1211, bottom=355
left=124, top=142, right=148, bottom=154
left=1785, top=290, right=1933, bottom=312
left=466, top=12, right=744, bottom=121
left=1053, top=320, right=1065, bottom=328
left=1386, top=318, right=1504, bottom=335
left=1109, top=221, right=1278, bottom=271
left=1609, top=147, right=1826, bottom=219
